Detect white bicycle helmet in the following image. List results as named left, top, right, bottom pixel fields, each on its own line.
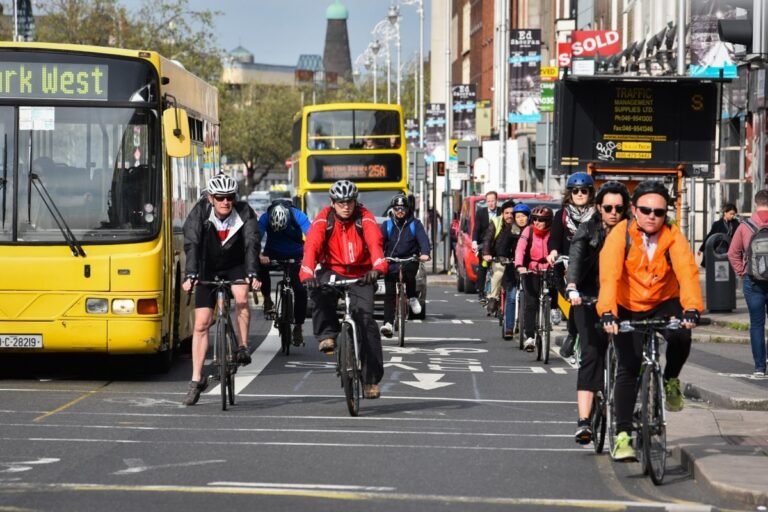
left=329, top=179, right=359, bottom=202
left=207, top=173, right=237, bottom=195
left=268, top=203, right=290, bottom=232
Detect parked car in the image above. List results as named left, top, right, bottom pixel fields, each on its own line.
left=454, top=193, right=559, bottom=294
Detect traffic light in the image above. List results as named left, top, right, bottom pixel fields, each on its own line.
left=717, top=0, right=767, bottom=57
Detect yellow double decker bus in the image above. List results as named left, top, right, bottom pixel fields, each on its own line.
left=290, top=103, right=407, bottom=219
left=0, top=42, right=218, bottom=370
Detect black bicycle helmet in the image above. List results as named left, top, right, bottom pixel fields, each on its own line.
left=631, top=180, right=671, bottom=205
left=329, top=180, right=359, bottom=202
left=390, top=193, right=409, bottom=210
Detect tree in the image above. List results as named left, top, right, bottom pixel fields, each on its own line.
left=32, top=0, right=222, bottom=82
left=219, top=84, right=302, bottom=186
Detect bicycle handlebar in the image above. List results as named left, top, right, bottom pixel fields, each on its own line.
left=268, top=258, right=299, bottom=266
left=318, top=278, right=363, bottom=288
left=594, top=316, right=711, bottom=331
left=385, top=256, right=419, bottom=263
left=185, top=278, right=250, bottom=305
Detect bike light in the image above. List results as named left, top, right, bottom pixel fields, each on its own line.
left=137, top=298, right=158, bottom=315
left=112, top=299, right=135, bottom=314
left=85, top=298, right=108, bottom=314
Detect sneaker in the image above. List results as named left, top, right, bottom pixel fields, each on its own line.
left=504, top=329, right=515, bottom=338
left=478, top=294, right=487, bottom=305
left=181, top=379, right=209, bottom=406
left=664, top=377, right=684, bottom=412
left=380, top=322, right=393, bottom=338
left=364, top=383, right=381, bottom=399
left=574, top=418, right=592, bottom=445
left=236, top=346, right=252, bottom=365
left=292, top=324, right=304, bottom=347
left=753, top=369, right=766, bottom=377
left=523, top=337, right=535, bottom=352
left=611, top=431, right=636, bottom=461
left=409, top=297, right=422, bottom=315
left=319, top=338, right=336, bottom=355
left=486, top=298, right=499, bottom=316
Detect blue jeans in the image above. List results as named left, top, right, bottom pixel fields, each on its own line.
left=504, top=285, right=518, bottom=332
left=742, top=275, right=768, bottom=372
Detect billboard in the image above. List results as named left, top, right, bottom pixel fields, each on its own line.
left=508, top=29, right=541, bottom=124
left=424, top=103, right=446, bottom=163
left=554, top=78, right=719, bottom=173
left=452, top=84, right=477, bottom=140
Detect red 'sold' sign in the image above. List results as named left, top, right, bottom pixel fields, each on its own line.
left=571, top=30, right=621, bottom=58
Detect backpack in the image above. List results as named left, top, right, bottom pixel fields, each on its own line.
left=384, top=218, right=416, bottom=240
left=743, top=218, right=768, bottom=280
left=325, top=207, right=364, bottom=242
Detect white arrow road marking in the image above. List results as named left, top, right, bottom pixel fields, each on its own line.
left=401, top=373, right=454, bottom=390
left=115, top=458, right=226, bottom=475
left=206, top=325, right=280, bottom=396
left=0, top=458, right=59, bottom=473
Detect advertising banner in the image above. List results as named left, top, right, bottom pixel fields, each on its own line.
left=452, top=84, right=477, bottom=140
left=508, top=29, right=542, bottom=124
left=424, top=103, right=446, bottom=163
left=571, top=30, right=621, bottom=58
left=405, top=117, right=420, bottom=148
left=540, top=66, right=557, bottom=113
left=690, top=1, right=738, bottom=78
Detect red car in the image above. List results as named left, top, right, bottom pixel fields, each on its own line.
left=454, top=193, right=558, bottom=293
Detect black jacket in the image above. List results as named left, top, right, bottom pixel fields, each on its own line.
left=473, top=206, right=500, bottom=244
left=698, top=217, right=740, bottom=253
left=183, top=198, right=261, bottom=278
left=482, top=219, right=523, bottom=287
left=566, top=215, right=608, bottom=299
left=381, top=214, right=431, bottom=274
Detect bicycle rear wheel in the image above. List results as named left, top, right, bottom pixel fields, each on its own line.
left=517, top=291, right=526, bottom=350
left=592, top=391, right=606, bottom=454
left=215, top=320, right=228, bottom=411
left=641, top=365, right=667, bottom=485
left=338, top=323, right=360, bottom=417
left=278, top=286, right=293, bottom=356
left=226, top=323, right=237, bottom=407
left=605, top=343, right=618, bottom=454
left=397, top=285, right=407, bottom=348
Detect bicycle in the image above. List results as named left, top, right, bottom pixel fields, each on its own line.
left=385, top=256, right=419, bottom=348
left=615, top=316, right=709, bottom=484
left=318, top=277, right=366, bottom=417
left=598, top=338, right=617, bottom=455
left=269, top=258, right=301, bottom=356
left=492, top=257, right=514, bottom=340
left=188, top=278, right=248, bottom=411
left=520, top=267, right=555, bottom=363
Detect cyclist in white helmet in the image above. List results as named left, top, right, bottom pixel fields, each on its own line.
left=180, top=172, right=262, bottom=406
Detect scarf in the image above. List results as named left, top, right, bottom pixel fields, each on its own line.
left=533, top=225, right=549, bottom=237
left=565, top=204, right=596, bottom=237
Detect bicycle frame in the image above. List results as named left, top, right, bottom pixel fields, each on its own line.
left=386, top=256, right=418, bottom=348
left=271, top=259, right=298, bottom=355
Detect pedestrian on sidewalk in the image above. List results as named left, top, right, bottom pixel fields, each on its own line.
left=698, top=203, right=739, bottom=268
left=727, top=190, right=768, bottom=376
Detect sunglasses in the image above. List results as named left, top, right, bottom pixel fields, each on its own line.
left=601, top=204, right=625, bottom=214
left=393, top=206, right=407, bottom=212
left=334, top=199, right=355, bottom=206
left=532, top=216, right=551, bottom=222
left=570, top=187, right=590, bottom=196
left=637, top=206, right=667, bottom=217
left=213, top=194, right=235, bottom=202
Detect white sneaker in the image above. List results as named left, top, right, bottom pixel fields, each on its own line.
left=524, top=337, right=536, bottom=352
left=409, top=297, right=422, bottom=315
left=380, top=322, right=393, bottom=338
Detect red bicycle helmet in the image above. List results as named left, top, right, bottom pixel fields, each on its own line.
left=530, top=205, right=554, bottom=221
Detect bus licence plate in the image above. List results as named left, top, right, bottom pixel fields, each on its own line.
left=0, top=335, right=43, bottom=349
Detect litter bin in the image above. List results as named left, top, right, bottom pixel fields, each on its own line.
left=705, top=233, right=736, bottom=312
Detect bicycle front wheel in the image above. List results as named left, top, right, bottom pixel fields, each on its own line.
left=542, top=300, right=551, bottom=364
left=397, top=285, right=407, bottom=347
left=592, top=391, right=606, bottom=454
left=215, top=320, right=228, bottom=411
left=338, top=323, right=360, bottom=417
left=641, top=365, right=667, bottom=485
left=605, top=343, right=618, bottom=454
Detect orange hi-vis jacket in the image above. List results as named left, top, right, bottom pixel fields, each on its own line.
left=597, top=219, right=703, bottom=317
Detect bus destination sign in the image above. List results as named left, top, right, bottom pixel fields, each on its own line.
left=0, top=63, right=108, bottom=101
left=554, top=78, right=717, bottom=173
left=308, top=154, right=402, bottom=183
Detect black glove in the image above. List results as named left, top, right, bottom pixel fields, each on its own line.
left=185, top=273, right=198, bottom=286
left=601, top=312, right=617, bottom=329
left=303, top=277, right=320, bottom=289
left=682, top=309, right=700, bottom=326
left=362, top=270, right=380, bottom=284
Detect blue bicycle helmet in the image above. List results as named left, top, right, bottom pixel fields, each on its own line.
left=512, top=203, right=531, bottom=216
left=566, top=172, right=594, bottom=189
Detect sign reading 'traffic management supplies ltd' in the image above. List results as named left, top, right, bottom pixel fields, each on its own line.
left=0, top=63, right=108, bottom=100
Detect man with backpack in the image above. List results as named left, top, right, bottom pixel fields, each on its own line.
left=727, top=189, right=768, bottom=376
left=299, top=180, right=388, bottom=399
left=257, top=199, right=311, bottom=346
left=379, top=194, right=431, bottom=338
left=597, top=180, right=703, bottom=461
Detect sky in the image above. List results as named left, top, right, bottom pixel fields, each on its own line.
left=120, top=0, right=432, bottom=70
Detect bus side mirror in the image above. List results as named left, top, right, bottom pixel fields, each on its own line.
left=163, top=107, right=191, bottom=158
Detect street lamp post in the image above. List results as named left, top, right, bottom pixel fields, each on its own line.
left=370, top=40, right=381, bottom=103
left=397, top=0, right=424, bottom=148
left=388, top=4, right=402, bottom=105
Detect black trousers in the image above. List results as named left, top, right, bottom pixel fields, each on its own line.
left=573, top=304, right=609, bottom=392
left=521, top=273, right=556, bottom=339
left=257, top=262, right=308, bottom=324
left=613, top=298, right=692, bottom=433
left=309, top=269, right=384, bottom=385
left=383, top=261, right=419, bottom=324
left=476, top=263, right=488, bottom=297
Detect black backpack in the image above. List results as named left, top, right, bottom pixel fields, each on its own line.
left=743, top=218, right=768, bottom=281
left=325, top=208, right=364, bottom=242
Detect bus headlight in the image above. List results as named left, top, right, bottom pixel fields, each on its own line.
left=112, top=299, right=135, bottom=314
left=86, top=298, right=108, bottom=314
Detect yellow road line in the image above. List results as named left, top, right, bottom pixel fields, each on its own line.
left=33, top=384, right=108, bottom=423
